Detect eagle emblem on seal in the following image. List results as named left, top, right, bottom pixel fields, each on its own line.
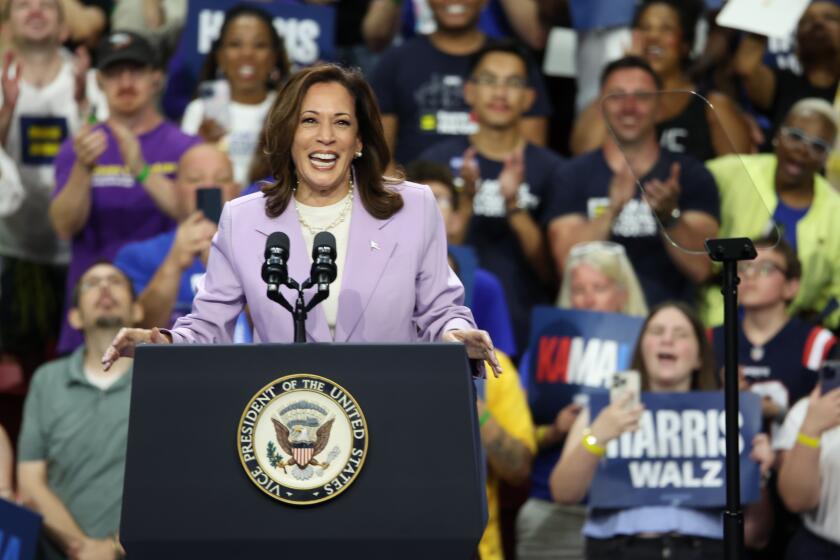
left=270, top=401, right=335, bottom=472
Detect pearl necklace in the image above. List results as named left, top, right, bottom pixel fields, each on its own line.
left=293, top=180, right=354, bottom=235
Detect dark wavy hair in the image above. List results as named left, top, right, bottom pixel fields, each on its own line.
left=632, top=0, right=703, bottom=70
left=197, top=4, right=291, bottom=93
left=630, top=301, right=719, bottom=391
left=261, top=64, right=403, bottom=219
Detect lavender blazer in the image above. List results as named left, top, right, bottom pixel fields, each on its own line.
left=168, top=181, right=476, bottom=343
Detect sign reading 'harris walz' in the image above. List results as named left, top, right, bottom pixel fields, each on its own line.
left=587, top=391, right=762, bottom=509
left=238, top=374, right=368, bottom=506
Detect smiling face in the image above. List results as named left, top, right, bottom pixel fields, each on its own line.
left=216, top=14, right=278, bottom=101
left=465, top=51, right=534, bottom=130
left=290, top=81, right=362, bottom=197
left=774, top=110, right=835, bottom=187
left=601, top=67, right=659, bottom=147
left=569, top=262, right=628, bottom=313
left=8, top=0, right=64, bottom=46
left=635, top=2, right=686, bottom=77
left=640, top=306, right=701, bottom=392
left=428, top=0, right=485, bottom=33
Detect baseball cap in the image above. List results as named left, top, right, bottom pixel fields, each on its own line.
left=96, top=31, right=158, bottom=71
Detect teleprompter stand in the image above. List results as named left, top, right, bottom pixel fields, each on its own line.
left=120, top=343, right=486, bottom=559
left=705, top=237, right=757, bottom=560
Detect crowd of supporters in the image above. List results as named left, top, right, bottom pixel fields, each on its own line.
left=1, top=1, right=840, bottom=559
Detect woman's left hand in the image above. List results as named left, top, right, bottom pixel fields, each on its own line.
left=442, top=329, right=502, bottom=377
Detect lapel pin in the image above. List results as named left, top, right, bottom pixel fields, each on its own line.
left=370, top=240, right=380, bottom=251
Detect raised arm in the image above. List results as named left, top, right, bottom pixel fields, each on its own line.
left=550, top=395, right=643, bottom=504
left=733, top=35, right=775, bottom=111
left=49, top=125, right=108, bottom=239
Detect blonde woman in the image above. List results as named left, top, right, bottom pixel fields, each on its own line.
left=518, top=241, right=647, bottom=559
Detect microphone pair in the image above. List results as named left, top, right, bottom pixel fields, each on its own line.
left=262, top=231, right=337, bottom=289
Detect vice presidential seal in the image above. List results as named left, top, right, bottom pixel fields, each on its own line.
left=237, top=374, right=368, bottom=505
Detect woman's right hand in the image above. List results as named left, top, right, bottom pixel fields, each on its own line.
left=801, top=384, right=840, bottom=438
left=101, top=327, right=171, bottom=371
left=588, top=392, right=644, bottom=443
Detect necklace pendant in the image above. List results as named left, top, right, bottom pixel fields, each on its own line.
left=750, top=346, right=764, bottom=362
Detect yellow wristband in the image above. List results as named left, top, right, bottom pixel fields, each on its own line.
left=535, top=425, right=551, bottom=445
left=581, top=428, right=606, bottom=457
left=796, top=431, right=821, bottom=449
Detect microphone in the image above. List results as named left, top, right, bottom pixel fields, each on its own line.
left=310, top=231, right=337, bottom=286
left=262, top=232, right=290, bottom=287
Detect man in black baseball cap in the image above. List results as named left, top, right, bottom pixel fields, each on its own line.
left=95, top=30, right=159, bottom=71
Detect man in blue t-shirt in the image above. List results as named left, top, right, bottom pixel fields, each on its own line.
left=419, top=41, right=562, bottom=354
left=546, top=56, right=720, bottom=307
left=711, top=238, right=835, bottom=435
left=371, top=0, right=552, bottom=166
left=114, top=144, right=241, bottom=334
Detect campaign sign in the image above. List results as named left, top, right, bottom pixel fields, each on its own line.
left=183, top=0, right=335, bottom=69
left=527, top=307, right=643, bottom=425
left=587, top=391, right=762, bottom=509
left=0, top=499, right=42, bottom=560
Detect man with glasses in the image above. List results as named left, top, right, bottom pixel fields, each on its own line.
left=546, top=56, right=720, bottom=310
left=711, top=237, right=835, bottom=434
left=419, top=41, right=563, bottom=355
left=17, top=261, right=140, bottom=559
left=371, top=0, right=551, bottom=166
left=703, top=98, right=840, bottom=329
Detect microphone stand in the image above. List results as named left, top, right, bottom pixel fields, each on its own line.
left=704, top=237, right=756, bottom=560
left=266, top=276, right=331, bottom=344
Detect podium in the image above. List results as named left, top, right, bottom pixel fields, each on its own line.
left=120, top=343, right=487, bottom=559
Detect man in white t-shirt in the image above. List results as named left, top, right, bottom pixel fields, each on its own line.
left=775, top=383, right=840, bottom=557
left=0, top=0, right=83, bottom=373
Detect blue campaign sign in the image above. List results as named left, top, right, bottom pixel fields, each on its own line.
left=182, top=0, right=335, bottom=70
left=162, top=0, right=336, bottom=120
left=527, top=307, right=643, bottom=425
left=0, top=499, right=42, bottom=560
left=587, top=391, right=762, bottom=509
left=569, top=0, right=723, bottom=31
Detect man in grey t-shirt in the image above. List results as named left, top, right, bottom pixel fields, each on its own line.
left=17, top=261, right=142, bottom=559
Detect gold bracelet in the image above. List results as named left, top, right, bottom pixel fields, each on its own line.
left=581, top=428, right=606, bottom=457
left=796, top=431, right=821, bottom=449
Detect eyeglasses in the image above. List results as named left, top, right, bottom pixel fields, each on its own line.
left=471, top=74, right=529, bottom=90
left=79, top=274, right=130, bottom=292
left=737, top=260, right=788, bottom=278
left=779, top=126, right=832, bottom=159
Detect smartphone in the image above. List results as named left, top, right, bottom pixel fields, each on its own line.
left=820, top=361, right=840, bottom=395
left=611, top=370, right=641, bottom=408
left=196, top=187, right=222, bottom=224
left=198, top=80, right=231, bottom=130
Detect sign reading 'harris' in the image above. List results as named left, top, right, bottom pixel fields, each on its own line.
left=237, top=374, right=368, bottom=506
left=587, top=391, right=762, bottom=509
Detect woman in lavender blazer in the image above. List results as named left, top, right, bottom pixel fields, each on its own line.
left=103, top=64, right=500, bottom=375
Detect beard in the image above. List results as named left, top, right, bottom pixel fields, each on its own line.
left=94, top=316, right=127, bottom=330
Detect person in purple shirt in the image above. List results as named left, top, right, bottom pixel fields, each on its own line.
left=49, top=31, right=200, bottom=354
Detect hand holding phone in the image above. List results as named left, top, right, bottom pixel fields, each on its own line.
left=196, top=187, right=222, bottom=224
left=819, top=361, right=840, bottom=395
left=610, top=370, right=641, bottom=409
